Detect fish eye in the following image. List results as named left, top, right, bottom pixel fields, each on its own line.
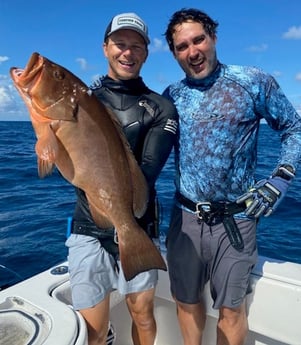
left=53, top=69, right=65, bottom=80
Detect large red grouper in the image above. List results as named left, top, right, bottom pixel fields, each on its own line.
left=10, top=52, right=166, bottom=281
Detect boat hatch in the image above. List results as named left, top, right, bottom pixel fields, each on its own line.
left=0, top=296, right=51, bottom=345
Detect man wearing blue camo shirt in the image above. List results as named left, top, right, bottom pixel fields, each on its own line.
left=162, top=8, right=301, bottom=345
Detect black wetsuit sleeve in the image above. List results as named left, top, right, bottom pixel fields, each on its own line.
left=140, top=99, right=178, bottom=189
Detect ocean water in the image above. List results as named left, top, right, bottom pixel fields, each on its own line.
left=0, top=121, right=300, bottom=289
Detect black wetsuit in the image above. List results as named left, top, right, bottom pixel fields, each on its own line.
left=72, top=75, right=178, bottom=239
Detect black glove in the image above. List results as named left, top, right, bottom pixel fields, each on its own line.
left=236, top=165, right=295, bottom=218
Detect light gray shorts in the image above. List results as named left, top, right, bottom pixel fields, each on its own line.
left=66, top=234, right=158, bottom=310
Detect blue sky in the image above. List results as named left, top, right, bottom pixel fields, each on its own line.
left=1, top=0, right=300, bottom=121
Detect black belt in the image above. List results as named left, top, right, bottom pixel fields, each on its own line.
left=71, top=220, right=120, bottom=259
left=176, top=192, right=245, bottom=218
left=72, top=220, right=116, bottom=239
left=175, top=192, right=246, bottom=251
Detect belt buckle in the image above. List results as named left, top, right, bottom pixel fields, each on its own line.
left=195, top=201, right=212, bottom=220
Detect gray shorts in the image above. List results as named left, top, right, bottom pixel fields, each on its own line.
left=66, top=234, right=158, bottom=310
left=166, top=205, right=257, bottom=309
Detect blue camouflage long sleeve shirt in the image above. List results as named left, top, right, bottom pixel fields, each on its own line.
left=163, top=62, right=301, bottom=203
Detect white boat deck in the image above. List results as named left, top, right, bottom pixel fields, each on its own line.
left=1, top=252, right=301, bottom=345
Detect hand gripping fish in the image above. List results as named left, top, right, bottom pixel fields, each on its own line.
left=10, top=52, right=167, bottom=281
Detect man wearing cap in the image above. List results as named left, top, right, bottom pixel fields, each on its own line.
left=65, top=12, right=178, bottom=345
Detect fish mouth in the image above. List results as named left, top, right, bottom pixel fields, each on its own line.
left=10, top=52, right=80, bottom=123
left=10, top=52, right=65, bottom=118
left=10, top=52, right=44, bottom=92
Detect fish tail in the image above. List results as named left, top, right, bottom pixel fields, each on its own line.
left=118, top=225, right=167, bottom=281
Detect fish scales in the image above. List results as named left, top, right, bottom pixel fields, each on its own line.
left=10, top=52, right=167, bottom=280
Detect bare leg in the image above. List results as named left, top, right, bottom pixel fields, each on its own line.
left=176, top=299, right=206, bottom=345
left=126, top=288, right=156, bottom=345
left=217, top=301, right=248, bottom=345
left=79, top=294, right=110, bottom=345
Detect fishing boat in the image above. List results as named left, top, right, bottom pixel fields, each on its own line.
left=0, top=249, right=301, bottom=345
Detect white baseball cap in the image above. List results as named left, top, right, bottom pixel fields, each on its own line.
left=104, top=12, right=150, bottom=45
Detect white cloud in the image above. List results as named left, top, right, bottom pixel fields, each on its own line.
left=76, top=58, right=88, bottom=70
left=0, top=74, right=8, bottom=81
left=296, top=73, right=301, bottom=81
left=282, top=26, right=301, bottom=40
left=0, top=86, right=12, bottom=107
left=272, top=71, right=282, bottom=78
left=149, top=38, right=169, bottom=53
left=0, top=56, right=9, bottom=64
left=0, top=79, right=27, bottom=121
left=0, top=76, right=15, bottom=109
left=246, top=43, right=268, bottom=52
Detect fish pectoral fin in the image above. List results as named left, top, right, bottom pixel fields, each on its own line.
left=118, top=224, right=167, bottom=281
left=37, top=158, right=55, bottom=178
left=35, top=125, right=58, bottom=177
